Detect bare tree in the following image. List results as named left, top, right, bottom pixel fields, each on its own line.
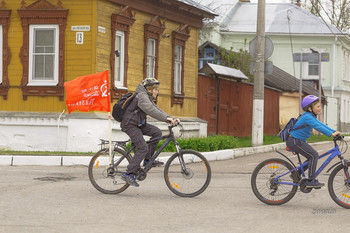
left=302, top=0, right=350, bottom=32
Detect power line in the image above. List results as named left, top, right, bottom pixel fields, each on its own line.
left=309, top=0, right=350, bottom=46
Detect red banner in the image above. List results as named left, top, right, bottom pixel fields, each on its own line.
left=64, top=70, right=110, bottom=113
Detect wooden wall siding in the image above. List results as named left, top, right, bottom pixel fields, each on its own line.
left=198, top=74, right=280, bottom=137
left=0, top=0, right=200, bottom=118
left=96, top=2, right=199, bottom=117
left=0, top=0, right=95, bottom=112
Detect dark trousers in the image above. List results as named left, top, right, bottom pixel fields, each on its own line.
left=122, top=123, right=162, bottom=174
left=286, top=136, right=319, bottom=180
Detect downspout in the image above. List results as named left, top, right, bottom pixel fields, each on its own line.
left=332, top=36, right=337, bottom=97
left=216, top=75, right=220, bottom=135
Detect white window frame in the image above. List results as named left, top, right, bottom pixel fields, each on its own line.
left=28, top=24, right=59, bottom=86
left=302, top=61, right=320, bottom=80
left=0, top=25, right=3, bottom=84
left=343, top=49, right=350, bottom=82
left=114, top=30, right=125, bottom=88
left=174, top=45, right=182, bottom=94
left=146, top=38, right=156, bottom=78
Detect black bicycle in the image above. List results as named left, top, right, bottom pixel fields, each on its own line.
left=251, top=136, right=350, bottom=208
left=88, top=122, right=211, bottom=197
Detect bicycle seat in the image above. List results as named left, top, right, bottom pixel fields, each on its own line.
left=286, top=147, right=294, bottom=152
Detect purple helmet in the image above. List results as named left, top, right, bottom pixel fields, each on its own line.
left=301, top=95, right=319, bottom=110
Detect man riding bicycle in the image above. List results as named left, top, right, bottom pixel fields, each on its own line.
left=120, top=77, right=180, bottom=187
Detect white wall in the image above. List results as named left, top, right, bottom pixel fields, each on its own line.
left=0, top=112, right=207, bottom=152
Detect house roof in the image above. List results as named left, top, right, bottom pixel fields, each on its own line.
left=265, top=66, right=325, bottom=99
left=199, top=63, right=248, bottom=80
left=221, top=3, right=343, bottom=35
left=176, top=0, right=217, bottom=16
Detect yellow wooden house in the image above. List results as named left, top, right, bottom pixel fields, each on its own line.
left=0, top=0, right=215, bottom=152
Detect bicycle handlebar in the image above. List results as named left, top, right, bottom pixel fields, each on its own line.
left=333, top=135, right=344, bottom=142
left=168, top=121, right=181, bottom=128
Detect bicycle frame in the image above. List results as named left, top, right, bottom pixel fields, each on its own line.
left=275, top=141, right=347, bottom=186
left=110, top=124, right=183, bottom=173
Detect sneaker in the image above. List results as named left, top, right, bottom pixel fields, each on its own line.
left=121, top=173, right=139, bottom=187
left=306, top=179, right=325, bottom=188
left=143, top=159, right=164, bottom=167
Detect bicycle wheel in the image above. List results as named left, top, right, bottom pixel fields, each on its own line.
left=164, top=150, right=211, bottom=197
left=251, top=158, right=298, bottom=205
left=88, top=147, right=131, bottom=194
left=328, top=163, right=350, bottom=209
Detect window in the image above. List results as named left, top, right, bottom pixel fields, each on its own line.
left=0, top=8, right=11, bottom=100
left=171, top=25, right=190, bottom=106
left=28, top=25, right=59, bottom=86
left=18, top=0, right=68, bottom=100
left=111, top=7, right=135, bottom=100
left=308, top=61, right=319, bottom=76
left=146, top=39, right=156, bottom=78
left=0, top=25, right=2, bottom=84
left=114, top=30, right=125, bottom=88
left=143, top=16, right=164, bottom=80
left=174, top=45, right=182, bottom=94
left=343, top=49, right=350, bottom=82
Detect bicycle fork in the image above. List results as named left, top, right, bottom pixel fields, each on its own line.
left=341, top=159, right=350, bottom=184
left=174, top=142, right=190, bottom=175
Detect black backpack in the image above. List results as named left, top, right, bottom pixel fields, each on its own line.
left=112, top=92, right=137, bottom=122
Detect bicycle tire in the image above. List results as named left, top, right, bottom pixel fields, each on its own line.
left=88, top=148, right=131, bottom=194
left=164, top=150, right=211, bottom=197
left=251, top=158, right=298, bottom=205
left=328, top=163, right=350, bottom=209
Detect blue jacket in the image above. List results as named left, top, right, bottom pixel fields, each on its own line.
left=290, top=112, right=334, bottom=142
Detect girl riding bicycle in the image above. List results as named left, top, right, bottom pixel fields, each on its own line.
left=286, top=95, right=341, bottom=188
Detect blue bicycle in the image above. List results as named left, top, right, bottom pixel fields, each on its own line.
left=251, top=136, right=350, bottom=208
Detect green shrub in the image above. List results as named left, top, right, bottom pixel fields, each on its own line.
left=128, top=134, right=336, bottom=153
left=157, top=135, right=239, bottom=152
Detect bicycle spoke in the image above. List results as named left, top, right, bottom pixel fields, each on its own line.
left=252, top=159, right=298, bottom=205
left=328, top=164, right=350, bottom=208
left=164, top=150, right=211, bottom=197
left=88, top=148, right=130, bottom=194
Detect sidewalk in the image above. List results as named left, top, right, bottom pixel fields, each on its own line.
left=0, top=140, right=338, bottom=166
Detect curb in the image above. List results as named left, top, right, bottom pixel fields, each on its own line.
left=0, top=140, right=341, bottom=166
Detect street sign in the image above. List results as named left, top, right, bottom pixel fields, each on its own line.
left=249, top=36, right=274, bottom=60
left=293, top=53, right=330, bottom=62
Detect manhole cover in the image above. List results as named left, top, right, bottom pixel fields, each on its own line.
left=34, top=175, right=76, bottom=182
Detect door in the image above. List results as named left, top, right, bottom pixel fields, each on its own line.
left=218, top=79, right=240, bottom=136
left=198, top=75, right=217, bottom=135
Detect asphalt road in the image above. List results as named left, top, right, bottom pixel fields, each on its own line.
left=0, top=141, right=348, bottom=233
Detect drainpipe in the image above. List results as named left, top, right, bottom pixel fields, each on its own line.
left=216, top=76, right=220, bottom=135
left=332, top=36, right=337, bottom=97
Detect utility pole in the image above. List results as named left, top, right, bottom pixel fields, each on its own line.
left=252, top=0, right=265, bottom=147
